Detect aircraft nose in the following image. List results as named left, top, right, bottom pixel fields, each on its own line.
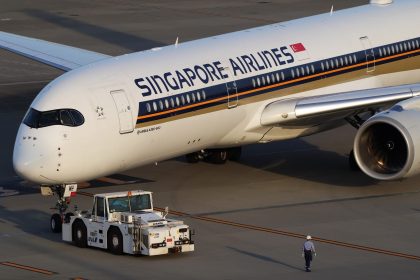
left=12, top=125, right=55, bottom=184
left=13, top=135, right=42, bottom=183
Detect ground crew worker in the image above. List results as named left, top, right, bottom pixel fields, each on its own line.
left=302, top=235, right=316, bottom=272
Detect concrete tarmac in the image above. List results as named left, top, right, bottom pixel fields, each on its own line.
left=2, top=1, right=420, bottom=279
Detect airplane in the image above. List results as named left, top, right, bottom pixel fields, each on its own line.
left=2, top=0, right=420, bottom=232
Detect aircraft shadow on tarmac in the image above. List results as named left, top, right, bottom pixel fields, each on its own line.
left=0, top=204, right=62, bottom=243
left=24, top=9, right=163, bottom=52
left=237, top=138, right=377, bottom=187
left=177, top=137, right=377, bottom=187
left=227, top=246, right=304, bottom=272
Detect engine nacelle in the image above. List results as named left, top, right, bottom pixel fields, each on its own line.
left=354, top=98, right=420, bottom=180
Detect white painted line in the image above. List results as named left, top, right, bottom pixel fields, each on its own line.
left=0, top=187, right=19, bottom=197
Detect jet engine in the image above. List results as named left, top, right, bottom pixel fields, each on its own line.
left=354, top=98, right=420, bottom=180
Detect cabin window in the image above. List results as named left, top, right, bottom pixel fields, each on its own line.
left=165, top=99, right=169, bottom=108
left=201, top=90, right=206, bottom=100
left=391, top=45, right=395, bottom=54
left=403, top=43, right=407, bottom=51
left=411, top=41, right=416, bottom=49
left=252, top=79, right=256, bottom=87
left=159, top=100, right=164, bottom=110
left=321, top=62, right=325, bottom=71
left=378, top=48, right=383, bottom=57
left=325, top=60, right=330, bottom=70
left=186, top=94, right=191, bottom=104
left=311, top=64, right=315, bottom=74
left=152, top=102, right=157, bottom=112
left=191, top=93, right=196, bottom=103
left=170, top=98, right=175, bottom=107
left=291, top=69, right=295, bottom=78
left=271, top=74, right=275, bottom=83
left=296, top=68, right=300, bottom=77
left=399, top=44, right=403, bottom=53
left=416, top=40, right=419, bottom=49
left=175, top=97, right=179, bottom=106
left=181, top=95, right=185, bottom=105
left=262, top=76, right=266, bottom=85
left=196, top=92, right=201, bottom=101
left=281, top=72, right=285, bottom=81
left=266, top=75, right=271, bottom=84
left=353, top=54, right=357, bottom=63
left=257, top=77, right=261, bottom=87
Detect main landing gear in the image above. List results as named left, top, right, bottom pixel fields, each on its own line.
left=185, top=147, right=242, bottom=164
left=41, top=184, right=77, bottom=233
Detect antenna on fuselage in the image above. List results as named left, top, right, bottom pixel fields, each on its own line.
left=175, top=36, right=179, bottom=47
left=330, top=5, right=334, bottom=15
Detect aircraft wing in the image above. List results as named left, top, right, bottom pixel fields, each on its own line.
left=261, top=83, right=420, bottom=127
left=0, top=31, right=111, bottom=71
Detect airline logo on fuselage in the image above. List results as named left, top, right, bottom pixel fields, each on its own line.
left=134, top=44, right=302, bottom=97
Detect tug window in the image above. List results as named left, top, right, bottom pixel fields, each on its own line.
left=23, top=108, right=85, bottom=128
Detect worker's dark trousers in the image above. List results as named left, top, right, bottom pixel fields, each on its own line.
left=304, top=250, right=313, bottom=270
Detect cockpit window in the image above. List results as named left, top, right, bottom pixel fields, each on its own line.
left=23, top=108, right=85, bottom=128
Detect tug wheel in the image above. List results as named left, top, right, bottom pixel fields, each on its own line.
left=50, top=213, right=62, bottom=233
left=108, top=227, right=123, bottom=255
left=72, top=220, right=87, bottom=248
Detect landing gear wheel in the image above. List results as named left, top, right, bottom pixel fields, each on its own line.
left=108, top=227, right=123, bottom=255
left=186, top=152, right=200, bottom=163
left=210, top=150, right=228, bottom=164
left=228, top=147, right=242, bottom=161
left=50, top=213, right=62, bottom=233
left=72, top=220, right=87, bottom=248
left=349, top=150, right=360, bottom=171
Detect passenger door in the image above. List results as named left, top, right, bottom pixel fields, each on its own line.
left=110, top=90, right=134, bottom=134
left=223, top=65, right=238, bottom=108
left=360, top=36, right=376, bottom=73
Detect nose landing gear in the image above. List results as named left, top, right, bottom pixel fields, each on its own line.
left=41, top=184, right=77, bottom=233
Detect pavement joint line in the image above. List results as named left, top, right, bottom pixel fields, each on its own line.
left=77, top=191, right=420, bottom=261
left=0, top=80, right=51, bottom=86
left=0, top=261, right=56, bottom=275
left=154, top=207, right=420, bottom=262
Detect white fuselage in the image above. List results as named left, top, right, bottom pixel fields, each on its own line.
left=13, top=0, right=420, bottom=184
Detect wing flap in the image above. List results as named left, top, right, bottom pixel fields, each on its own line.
left=261, top=83, right=420, bottom=127
left=0, top=31, right=111, bottom=71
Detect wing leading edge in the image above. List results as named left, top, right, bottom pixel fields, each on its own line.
left=0, top=31, right=111, bottom=71
left=261, top=83, right=420, bottom=127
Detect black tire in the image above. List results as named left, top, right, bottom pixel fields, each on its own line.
left=349, top=150, right=360, bottom=171
left=228, top=147, right=242, bottom=161
left=64, top=212, right=74, bottom=223
left=107, top=227, right=123, bottom=255
left=50, top=213, right=62, bottom=233
left=72, top=220, right=87, bottom=248
left=209, top=150, right=228, bottom=164
left=186, top=152, right=200, bottom=163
